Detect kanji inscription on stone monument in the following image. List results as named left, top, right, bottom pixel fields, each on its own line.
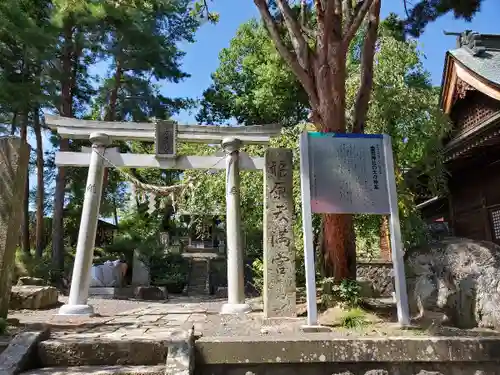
left=263, top=148, right=296, bottom=318
left=155, top=120, right=176, bottom=157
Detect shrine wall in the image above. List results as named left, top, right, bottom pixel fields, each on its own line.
left=448, top=152, right=500, bottom=244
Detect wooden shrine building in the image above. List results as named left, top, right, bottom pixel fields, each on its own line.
left=417, top=31, right=500, bottom=243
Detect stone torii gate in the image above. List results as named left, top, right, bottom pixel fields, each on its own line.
left=45, top=115, right=288, bottom=316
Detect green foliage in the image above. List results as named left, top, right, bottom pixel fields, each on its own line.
left=340, top=307, right=368, bottom=329
left=404, top=0, right=482, bottom=37
left=0, top=0, right=201, bottom=266
left=196, top=19, right=309, bottom=126
left=322, top=278, right=361, bottom=308
left=191, top=0, right=219, bottom=23
left=14, top=246, right=74, bottom=283
left=354, top=215, right=382, bottom=260
left=249, top=258, right=264, bottom=294
left=110, top=208, right=189, bottom=293
left=145, top=250, right=189, bottom=293
left=194, top=17, right=450, bottom=268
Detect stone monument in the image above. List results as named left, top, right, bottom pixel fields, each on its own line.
left=0, top=137, right=30, bottom=318
left=263, top=148, right=296, bottom=318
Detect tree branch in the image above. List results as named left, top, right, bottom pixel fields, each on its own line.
left=352, top=0, right=380, bottom=133
left=254, top=0, right=320, bottom=111
left=314, top=0, right=324, bottom=18
left=300, top=0, right=307, bottom=27
left=343, top=0, right=374, bottom=47
left=334, top=0, right=343, bottom=19
left=275, top=0, right=310, bottom=70
left=343, top=0, right=353, bottom=26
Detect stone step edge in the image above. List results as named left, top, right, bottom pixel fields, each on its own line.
left=195, top=335, right=500, bottom=364
left=21, top=365, right=165, bottom=375
left=38, top=326, right=194, bottom=369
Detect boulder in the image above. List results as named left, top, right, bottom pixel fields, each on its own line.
left=405, top=237, right=500, bottom=329
left=17, top=277, right=46, bottom=286
left=10, top=286, right=58, bottom=310
left=134, top=286, right=167, bottom=301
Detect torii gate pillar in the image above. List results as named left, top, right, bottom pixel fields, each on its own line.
left=220, top=137, right=251, bottom=314
left=59, top=133, right=110, bottom=315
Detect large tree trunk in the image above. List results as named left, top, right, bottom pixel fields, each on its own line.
left=105, top=58, right=122, bottom=122
left=34, top=107, right=45, bottom=258
left=255, top=0, right=380, bottom=282
left=20, top=114, right=31, bottom=255
left=52, top=18, right=74, bottom=274
left=317, top=46, right=358, bottom=280
left=322, top=214, right=356, bottom=281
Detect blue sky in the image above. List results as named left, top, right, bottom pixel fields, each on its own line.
left=159, top=0, right=499, bottom=124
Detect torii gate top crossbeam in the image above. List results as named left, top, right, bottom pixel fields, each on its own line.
left=45, top=115, right=282, bottom=144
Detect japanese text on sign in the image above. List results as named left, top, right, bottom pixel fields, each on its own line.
left=308, top=133, right=390, bottom=215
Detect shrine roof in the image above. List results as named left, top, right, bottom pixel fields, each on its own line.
left=449, top=32, right=500, bottom=86
left=440, top=31, right=500, bottom=113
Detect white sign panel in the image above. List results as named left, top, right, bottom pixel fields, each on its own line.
left=298, top=131, right=410, bottom=328
left=308, top=132, right=390, bottom=214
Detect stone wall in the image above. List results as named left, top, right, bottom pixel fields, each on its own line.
left=201, top=362, right=500, bottom=375
left=356, top=261, right=394, bottom=297
left=196, top=336, right=500, bottom=375
left=211, top=260, right=395, bottom=298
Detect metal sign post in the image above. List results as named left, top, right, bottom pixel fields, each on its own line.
left=299, top=132, right=317, bottom=327
left=299, top=131, right=410, bottom=327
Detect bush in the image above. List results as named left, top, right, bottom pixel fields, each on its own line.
left=148, top=252, right=189, bottom=293
left=322, top=278, right=361, bottom=308
left=340, top=307, right=368, bottom=329
left=13, top=246, right=75, bottom=286
left=248, top=258, right=264, bottom=294
left=136, top=237, right=189, bottom=293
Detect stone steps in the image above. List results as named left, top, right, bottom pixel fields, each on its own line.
left=31, top=327, right=194, bottom=375
left=21, top=365, right=165, bottom=375
left=184, top=246, right=219, bottom=254
left=187, top=260, right=209, bottom=296
left=38, top=338, right=170, bottom=366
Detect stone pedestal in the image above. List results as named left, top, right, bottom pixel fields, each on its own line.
left=0, top=137, right=30, bottom=318
left=263, top=148, right=296, bottom=318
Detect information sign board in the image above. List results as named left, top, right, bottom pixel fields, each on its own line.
left=308, top=133, right=389, bottom=214
left=299, top=131, right=410, bottom=329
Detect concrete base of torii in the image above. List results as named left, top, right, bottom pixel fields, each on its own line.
left=220, top=303, right=252, bottom=315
